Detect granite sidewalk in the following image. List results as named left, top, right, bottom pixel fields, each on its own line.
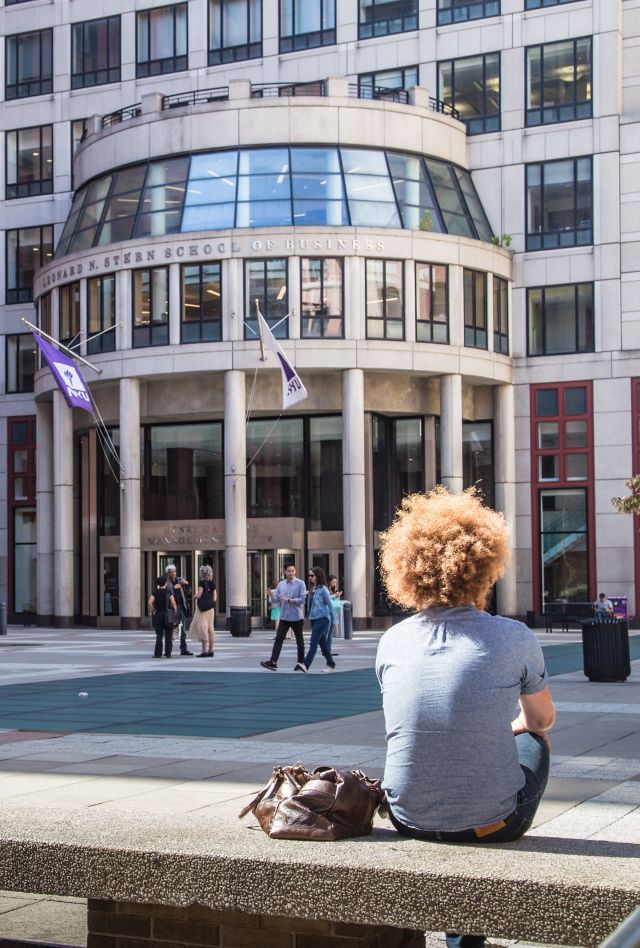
left=0, top=625, right=638, bottom=947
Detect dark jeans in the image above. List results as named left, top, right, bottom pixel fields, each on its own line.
left=177, top=609, right=189, bottom=653
left=304, top=616, right=335, bottom=669
left=270, top=619, right=305, bottom=664
left=389, top=732, right=550, bottom=948
left=153, top=613, right=172, bottom=657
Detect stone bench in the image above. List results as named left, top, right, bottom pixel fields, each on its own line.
left=0, top=805, right=637, bottom=948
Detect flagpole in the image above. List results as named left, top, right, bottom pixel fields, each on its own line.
left=255, top=300, right=267, bottom=362
left=21, top=317, right=103, bottom=375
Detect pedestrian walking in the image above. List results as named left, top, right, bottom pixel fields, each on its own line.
left=165, top=565, right=194, bottom=656
left=297, top=567, right=336, bottom=673
left=148, top=576, right=177, bottom=659
left=192, top=565, right=217, bottom=657
left=327, top=573, right=342, bottom=656
left=260, top=564, right=306, bottom=671
left=266, top=580, right=281, bottom=631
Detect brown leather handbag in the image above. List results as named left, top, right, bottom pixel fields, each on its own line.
left=239, top=763, right=387, bottom=841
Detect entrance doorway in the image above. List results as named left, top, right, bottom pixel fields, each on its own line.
left=101, top=555, right=119, bottom=626
left=247, top=549, right=300, bottom=622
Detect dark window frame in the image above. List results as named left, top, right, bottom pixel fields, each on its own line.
left=6, top=225, right=53, bottom=304
left=437, top=0, right=500, bottom=26
left=208, top=0, right=262, bottom=65
left=525, top=0, right=582, bottom=8
left=71, top=15, right=121, bottom=90
left=415, top=262, right=449, bottom=344
left=527, top=282, right=594, bottom=357
left=365, top=258, right=405, bottom=341
left=132, top=266, right=170, bottom=349
left=181, top=262, right=223, bottom=343
left=5, top=334, right=35, bottom=394
left=463, top=268, right=487, bottom=349
left=437, top=52, right=501, bottom=135
left=5, top=28, right=53, bottom=99
left=525, top=36, right=592, bottom=127
left=359, top=65, right=419, bottom=95
left=136, top=3, right=188, bottom=78
left=87, top=273, right=117, bottom=354
left=5, top=124, right=53, bottom=199
left=143, top=420, right=225, bottom=521
left=526, top=156, right=593, bottom=251
left=493, top=275, right=509, bottom=354
left=59, top=281, right=81, bottom=347
left=279, top=0, right=335, bottom=53
left=358, top=0, right=418, bottom=40
left=244, top=257, right=289, bottom=340
left=300, top=257, right=344, bottom=339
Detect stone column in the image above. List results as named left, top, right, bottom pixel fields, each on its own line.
left=36, top=401, right=54, bottom=625
left=119, top=378, right=141, bottom=629
left=169, top=263, right=181, bottom=346
left=494, top=383, right=518, bottom=617
left=439, top=374, right=463, bottom=493
left=343, top=368, right=367, bottom=624
left=224, top=370, right=247, bottom=613
left=52, top=390, right=74, bottom=626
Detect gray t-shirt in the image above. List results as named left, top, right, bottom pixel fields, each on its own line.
left=375, top=605, right=548, bottom=832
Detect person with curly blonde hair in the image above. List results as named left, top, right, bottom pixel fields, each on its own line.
left=376, top=488, right=555, bottom=948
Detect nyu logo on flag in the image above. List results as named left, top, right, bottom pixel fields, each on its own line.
left=257, top=311, right=308, bottom=411
left=32, top=332, right=94, bottom=415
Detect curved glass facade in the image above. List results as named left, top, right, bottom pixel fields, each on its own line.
left=55, top=145, right=493, bottom=258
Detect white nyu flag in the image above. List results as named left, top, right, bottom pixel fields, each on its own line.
left=257, top=311, right=308, bottom=411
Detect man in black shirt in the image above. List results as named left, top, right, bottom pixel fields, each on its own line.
left=165, top=565, right=193, bottom=656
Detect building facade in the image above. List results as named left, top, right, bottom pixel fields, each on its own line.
left=1, top=0, right=638, bottom=628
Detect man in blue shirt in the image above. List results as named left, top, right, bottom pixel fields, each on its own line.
left=260, top=565, right=307, bottom=671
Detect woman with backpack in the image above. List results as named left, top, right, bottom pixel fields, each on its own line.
left=148, top=576, right=177, bottom=659
left=193, top=564, right=217, bottom=657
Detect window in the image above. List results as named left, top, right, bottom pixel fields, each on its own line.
left=5, top=29, right=52, bottom=99
left=438, top=54, right=500, bottom=134
left=244, top=258, right=288, bottom=340
left=133, top=268, right=169, bottom=348
left=72, top=16, right=121, bottom=89
left=532, top=382, right=593, bottom=607
left=247, top=417, right=303, bottom=518
left=309, top=416, right=342, bottom=530
left=136, top=4, right=187, bottom=78
left=70, top=120, right=88, bottom=190
left=359, top=0, right=417, bottom=39
left=60, top=282, right=81, bottom=347
left=144, top=423, right=224, bottom=520
left=6, top=125, right=53, bottom=199
left=10, top=415, right=37, bottom=616
left=463, top=421, right=494, bottom=507
left=133, top=158, right=189, bottom=239
left=437, top=0, right=499, bottom=26
left=526, top=38, right=592, bottom=127
left=87, top=274, right=116, bottom=354
left=342, top=149, right=400, bottom=228
left=359, top=66, right=418, bottom=96
left=280, top=0, right=335, bottom=52
left=6, top=226, right=53, bottom=304
left=493, top=276, right=509, bottom=354
left=526, top=0, right=581, bottom=8
left=387, top=152, right=442, bottom=232
left=416, top=263, right=448, bottom=343
left=528, top=283, right=594, bottom=356
left=464, top=269, right=487, bottom=349
left=366, top=259, right=404, bottom=340
left=182, top=263, right=222, bottom=342
left=526, top=157, right=592, bottom=250
left=301, top=258, right=343, bottom=338
left=372, top=415, right=423, bottom=534
left=209, top=0, right=262, bottom=65
left=39, top=292, right=52, bottom=343
left=6, top=335, right=35, bottom=393
left=99, top=428, right=120, bottom=536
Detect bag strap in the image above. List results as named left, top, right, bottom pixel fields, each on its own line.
left=239, top=764, right=308, bottom=819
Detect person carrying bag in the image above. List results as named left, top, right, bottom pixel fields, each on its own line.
left=192, top=564, right=217, bottom=657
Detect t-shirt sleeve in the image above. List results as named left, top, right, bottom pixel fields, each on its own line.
left=520, top=629, right=549, bottom=695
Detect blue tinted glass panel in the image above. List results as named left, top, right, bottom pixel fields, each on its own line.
left=293, top=200, right=349, bottom=225
left=239, top=148, right=290, bottom=174
left=236, top=201, right=293, bottom=227
left=182, top=203, right=236, bottom=230
left=190, top=151, right=238, bottom=178
left=348, top=201, right=400, bottom=227
left=289, top=147, right=341, bottom=172
left=185, top=178, right=237, bottom=205
left=341, top=148, right=389, bottom=175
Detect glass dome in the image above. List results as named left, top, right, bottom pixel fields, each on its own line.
left=55, top=145, right=493, bottom=258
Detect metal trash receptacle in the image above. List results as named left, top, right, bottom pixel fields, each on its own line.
left=229, top=606, right=252, bottom=637
left=581, top=618, right=631, bottom=682
left=342, top=601, right=353, bottom=640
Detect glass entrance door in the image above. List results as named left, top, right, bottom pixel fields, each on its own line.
left=248, top=550, right=275, bottom=621
left=101, top=554, right=119, bottom=624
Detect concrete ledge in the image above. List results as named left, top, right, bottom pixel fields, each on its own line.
left=0, top=807, right=637, bottom=946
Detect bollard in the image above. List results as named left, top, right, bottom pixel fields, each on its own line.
left=0, top=602, right=7, bottom=635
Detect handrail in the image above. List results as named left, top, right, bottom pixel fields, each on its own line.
left=162, top=87, right=229, bottom=110
left=350, top=84, right=410, bottom=104
left=429, top=96, right=460, bottom=120
left=250, top=80, right=326, bottom=98
left=101, top=104, right=142, bottom=129
left=599, top=909, right=640, bottom=948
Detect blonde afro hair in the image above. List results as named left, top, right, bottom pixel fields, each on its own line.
left=379, top=486, right=509, bottom=611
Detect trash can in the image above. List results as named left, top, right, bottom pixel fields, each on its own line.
left=0, top=602, right=6, bottom=635
left=581, top=618, right=631, bottom=682
left=342, top=600, right=353, bottom=640
left=526, top=610, right=536, bottom=630
left=229, top=606, right=252, bottom=637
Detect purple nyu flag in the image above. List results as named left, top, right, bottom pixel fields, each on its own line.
left=33, top=332, right=94, bottom=415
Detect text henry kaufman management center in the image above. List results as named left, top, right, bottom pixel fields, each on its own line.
left=1, top=0, right=639, bottom=629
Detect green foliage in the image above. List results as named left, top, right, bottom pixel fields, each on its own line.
left=611, top=474, right=640, bottom=514
left=419, top=210, right=434, bottom=232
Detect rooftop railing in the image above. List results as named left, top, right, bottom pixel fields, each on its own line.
left=350, top=84, right=410, bottom=104
left=162, top=87, right=229, bottom=110
left=101, top=104, right=142, bottom=128
left=250, top=80, right=327, bottom=98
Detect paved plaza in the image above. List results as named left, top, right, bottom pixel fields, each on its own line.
left=0, top=624, right=639, bottom=946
